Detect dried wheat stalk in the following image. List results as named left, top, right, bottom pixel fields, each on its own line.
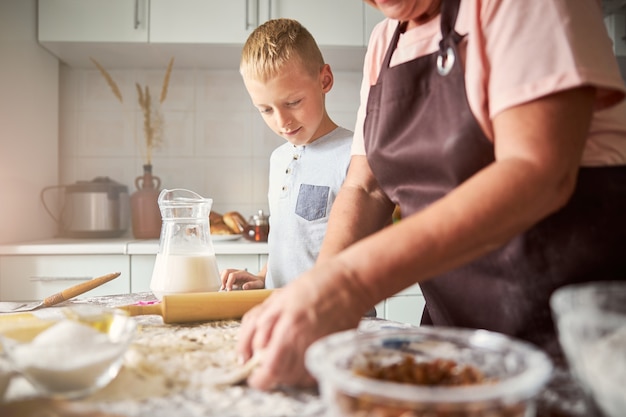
left=160, top=57, right=175, bottom=104
left=90, top=57, right=123, bottom=103
left=136, top=83, right=156, bottom=164
left=91, top=57, right=173, bottom=166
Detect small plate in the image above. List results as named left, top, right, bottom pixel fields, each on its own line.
left=212, top=234, right=243, bottom=242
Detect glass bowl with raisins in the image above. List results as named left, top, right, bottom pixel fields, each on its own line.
left=306, top=326, right=552, bottom=417
left=551, top=281, right=626, bottom=417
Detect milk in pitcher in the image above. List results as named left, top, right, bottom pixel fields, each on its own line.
left=150, top=253, right=221, bottom=300
left=149, top=189, right=221, bottom=301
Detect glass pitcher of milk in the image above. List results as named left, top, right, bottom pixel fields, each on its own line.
left=150, top=188, right=221, bottom=301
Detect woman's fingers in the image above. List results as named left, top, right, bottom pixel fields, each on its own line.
left=238, top=295, right=279, bottom=362
left=247, top=314, right=314, bottom=389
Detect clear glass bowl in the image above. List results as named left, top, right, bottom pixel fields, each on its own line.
left=550, top=281, right=626, bottom=417
left=306, top=326, right=553, bottom=417
left=0, top=305, right=136, bottom=399
left=0, top=359, right=15, bottom=401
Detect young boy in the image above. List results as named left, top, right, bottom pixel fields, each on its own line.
left=220, top=18, right=353, bottom=290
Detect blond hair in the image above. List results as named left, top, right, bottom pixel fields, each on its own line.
left=240, top=18, right=325, bottom=82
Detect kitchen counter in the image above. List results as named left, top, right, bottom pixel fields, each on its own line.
left=0, top=238, right=268, bottom=256
left=0, top=292, right=410, bottom=417
left=0, top=291, right=600, bottom=417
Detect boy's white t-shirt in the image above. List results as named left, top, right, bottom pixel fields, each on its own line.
left=352, top=0, right=626, bottom=166
left=266, top=127, right=352, bottom=289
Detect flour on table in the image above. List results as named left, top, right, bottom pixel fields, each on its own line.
left=82, top=319, right=324, bottom=417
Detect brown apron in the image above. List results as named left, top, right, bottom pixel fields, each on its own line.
left=363, top=0, right=626, bottom=360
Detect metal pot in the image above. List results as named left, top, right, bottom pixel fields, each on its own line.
left=41, top=177, right=130, bottom=238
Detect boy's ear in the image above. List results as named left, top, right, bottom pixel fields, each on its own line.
left=320, top=64, right=334, bottom=93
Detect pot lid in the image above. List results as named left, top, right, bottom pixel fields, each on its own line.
left=66, top=176, right=128, bottom=194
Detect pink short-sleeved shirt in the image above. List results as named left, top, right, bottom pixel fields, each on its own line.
left=352, top=0, right=626, bottom=166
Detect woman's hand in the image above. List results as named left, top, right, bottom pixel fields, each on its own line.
left=220, top=269, right=265, bottom=291
left=236, top=260, right=369, bottom=390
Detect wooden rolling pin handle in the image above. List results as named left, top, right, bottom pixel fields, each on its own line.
left=42, top=272, right=122, bottom=307
left=118, top=303, right=163, bottom=317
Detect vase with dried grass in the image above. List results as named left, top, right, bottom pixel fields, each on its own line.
left=131, top=163, right=162, bottom=239
left=91, top=56, right=174, bottom=239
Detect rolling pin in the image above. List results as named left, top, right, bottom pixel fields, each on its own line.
left=118, top=289, right=273, bottom=324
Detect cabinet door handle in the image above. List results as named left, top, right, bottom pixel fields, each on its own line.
left=245, top=0, right=261, bottom=30
left=268, top=0, right=272, bottom=20
left=134, top=0, right=141, bottom=30
left=257, top=0, right=260, bottom=28
left=29, top=276, right=92, bottom=283
left=245, top=0, right=251, bottom=30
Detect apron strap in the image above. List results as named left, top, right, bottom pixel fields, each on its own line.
left=438, top=0, right=464, bottom=76
left=440, top=0, right=461, bottom=40
left=382, top=21, right=408, bottom=70
left=383, top=0, right=463, bottom=74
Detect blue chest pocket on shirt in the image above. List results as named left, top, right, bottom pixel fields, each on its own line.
left=295, top=184, right=330, bottom=221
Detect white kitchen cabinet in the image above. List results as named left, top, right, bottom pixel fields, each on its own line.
left=364, top=4, right=386, bottom=46
left=38, top=0, right=149, bottom=42
left=130, top=254, right=155, bottom=293
left=217, top=254, right=263, bottom=277
left=0, top=239, right=269, bottom=298
left=375, top=283, right=424, bottom=327
left=267, top=1, right=365, bottom=47
left=259, top=254, right=268, bottom=272
left=150, top=0, right=366, bottom=47
left=605, top=12, right=626, bottom=56
left=0, top=255, right=130, bottom=301
left=384, top=294, right=425, bottom=327
left=130, top=253, right=264, bottom=293
left=149, top=0, right=253, bottom=44
left=36, top=0, right=372, bottom=68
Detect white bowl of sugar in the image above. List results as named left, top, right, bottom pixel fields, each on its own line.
left=0, top=305, right=136, bottom=399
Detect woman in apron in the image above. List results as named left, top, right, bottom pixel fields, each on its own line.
left=237, top=0, right=626, bottom=395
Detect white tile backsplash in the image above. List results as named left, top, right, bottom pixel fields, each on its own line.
left=196, top=111, right=255, bottom=157
left=77, top=111, right=135, bottom=157
left=59, top=66, right=362, bottom=219
left=152, top=110, right=196, bottom=158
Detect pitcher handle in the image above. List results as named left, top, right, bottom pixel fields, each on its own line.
left=40, top=185, right=65, bottom=224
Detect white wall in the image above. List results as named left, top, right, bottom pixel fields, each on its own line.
left=0, top=0, right=59, bottom=244
left=58, top=65, right=362, bottom=218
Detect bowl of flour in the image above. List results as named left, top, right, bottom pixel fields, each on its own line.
left=0, top=306, right=136, bottom=399
left=551, top=281, right=626, bottom=417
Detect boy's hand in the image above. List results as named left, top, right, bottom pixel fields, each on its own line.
left=220, top=269, right=265, bottom=291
